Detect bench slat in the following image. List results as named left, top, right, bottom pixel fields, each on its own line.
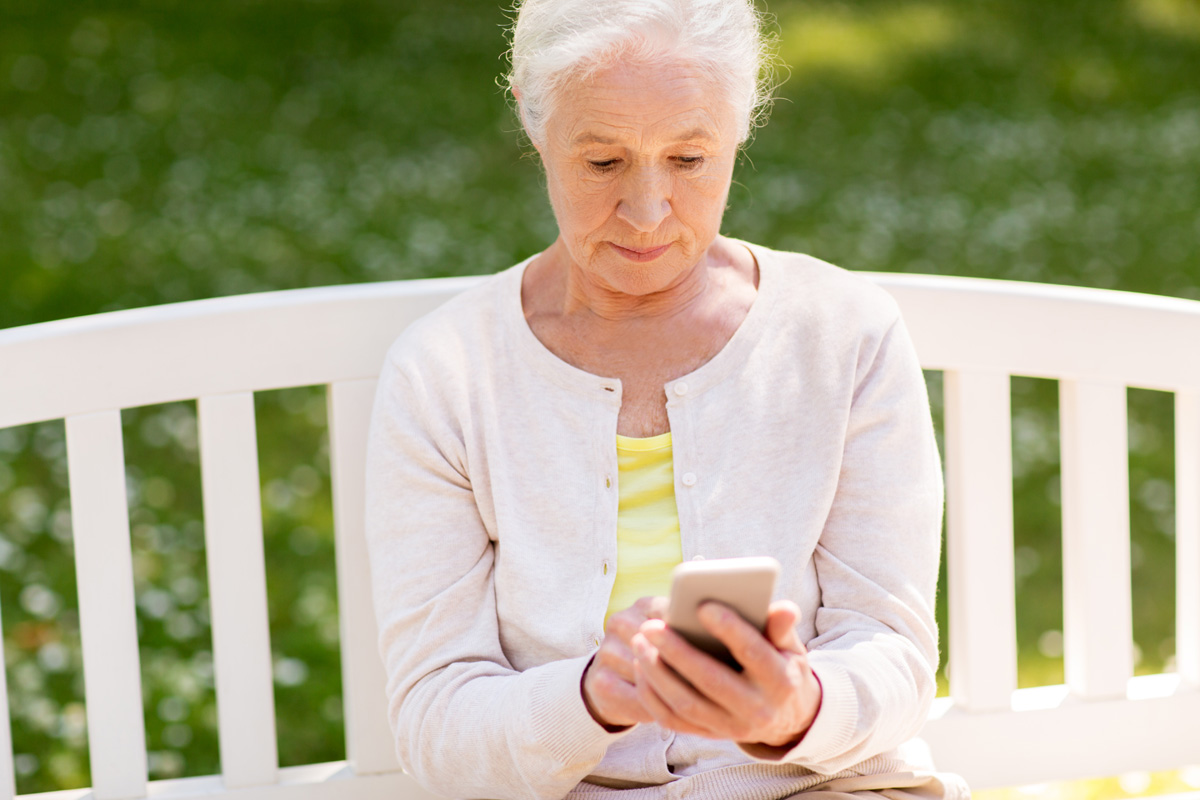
left=1178, top=390, right=1200, bottom=687
left=198, top=393, right=280, bottom=788
left=328, top=379, right=399, bottom=774
left=1059, top=380, right=1133, bottom=699
left=64, top=411, right=148, bottom=800
left=0, top=601, right=14, bottom=800
left=944, top=369, right=1018, bottom=711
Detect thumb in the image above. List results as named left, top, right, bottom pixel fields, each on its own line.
left=765, top=600, right=805, bottom=653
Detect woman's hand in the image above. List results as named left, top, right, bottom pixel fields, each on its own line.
left=581, top=597, right=665, bottom=729
left=630, top=599, right=822, bottom=748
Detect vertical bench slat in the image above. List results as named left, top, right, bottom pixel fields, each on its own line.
left=198, top=393, right=279, bottom=788
left=328, top=379, right=399, bottom=774
left=0, top=600, right=14, bottom=800
left=944, top=369, right=1018, bottom=711
left=64, top=411, right=148, bottom=800
left=1059, top=380, right=1133, bottom=699
left=1177, top=390, right=1200, bottom=687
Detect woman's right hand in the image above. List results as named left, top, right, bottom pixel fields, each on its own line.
left=582, top=596, right=666, bottom=729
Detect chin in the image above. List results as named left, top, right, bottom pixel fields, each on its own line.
left=597, top=258, right=689, bottom=296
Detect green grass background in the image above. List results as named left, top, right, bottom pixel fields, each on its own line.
left=1, top=0, right=1198, bottom=795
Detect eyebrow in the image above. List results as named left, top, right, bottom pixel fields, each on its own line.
left=571, top=127, right=716, bottom=146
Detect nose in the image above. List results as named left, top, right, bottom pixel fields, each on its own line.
left=615, top=166, right=671, bottom=232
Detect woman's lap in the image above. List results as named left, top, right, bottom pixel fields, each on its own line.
left=790, top=769, right=969, bottom=800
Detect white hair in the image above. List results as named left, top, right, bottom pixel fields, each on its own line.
left=505, top=0, right=779, bottom=147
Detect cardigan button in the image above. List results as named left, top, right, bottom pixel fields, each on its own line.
left=681, top=472, right=697, bottom=486
left=673, top=382, right=688, bottom=396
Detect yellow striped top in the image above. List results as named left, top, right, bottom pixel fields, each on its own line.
left=604, top=431, right=684, bottom=625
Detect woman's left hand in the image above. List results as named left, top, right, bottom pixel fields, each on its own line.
left=631, top=599, right=822, bottom=748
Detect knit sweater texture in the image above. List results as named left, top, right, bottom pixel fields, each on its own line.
left=364, top=241, right=967, bottom=800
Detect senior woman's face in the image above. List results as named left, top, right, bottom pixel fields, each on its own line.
left=535, top=60, right=740, bottom=297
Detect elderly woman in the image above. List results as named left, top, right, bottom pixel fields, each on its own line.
left=365, top=1, right=968, bottom=798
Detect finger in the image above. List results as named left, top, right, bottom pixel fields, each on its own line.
left=632, top=595, right=669, bottom=621
left=633, top=659, right=716, bottom=738
left=640, top=620, right=759, bottom=715
left=765, top=600, right=805, bottom=653
left=585, top=662, right=654, bottom=727
left=606, top=610, right=645, bottom=645
left=697, top=602, right=788, bottom=684
left=594, top=639, right=637, bottom=682
left=633, top=632, right=730, bottom=732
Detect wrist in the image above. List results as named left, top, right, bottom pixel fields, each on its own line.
left=761, top=667, right=824, bottom=748
left=580, top=656, right=634, bottom=733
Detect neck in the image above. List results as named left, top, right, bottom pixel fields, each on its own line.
left=551, top=239, right=715, bottom=324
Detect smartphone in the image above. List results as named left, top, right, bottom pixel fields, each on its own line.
left=666, top=556, right=780, bottom=671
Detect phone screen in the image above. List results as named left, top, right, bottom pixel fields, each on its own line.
left=666, top=556, right=779, bottom=670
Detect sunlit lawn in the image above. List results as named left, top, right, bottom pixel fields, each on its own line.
left=1, top=0, right=1198, bottom=794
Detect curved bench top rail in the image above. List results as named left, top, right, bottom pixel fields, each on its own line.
left=869, top=273, right=1200, bottom=390
left=3, top=272, right=1200, bottom=429
left=0, top=276, right=484, bottom=430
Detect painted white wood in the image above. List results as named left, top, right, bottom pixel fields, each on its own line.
left=0, top=275, right=1196, bottom=799
left=7, top=275, right=1200, bottom=430
left=0, top=602, right=14, bottom=800
left=198, top=393, right=279, bottom=787
left=64, top=411, right=148, bottom=800
left=1059, top=380, right=1133, bottom=700
left=0, top=277, right=484, bottom=429
left=943, top=369, right=1018, bottom=712
left=923, top=674, right=1200, bottom=789
left=872, top=274, right=1200, bottom=391
left=328, top=379, right=399, bottom=775
left=25, top=761, right=446, bottom=800
left=1178, top=390, right=1200, bottom=688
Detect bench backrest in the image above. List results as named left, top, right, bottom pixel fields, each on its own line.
left=0, top=273, right=1197, bottom=798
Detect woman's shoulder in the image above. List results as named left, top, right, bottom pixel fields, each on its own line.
left=748, top=242, right=903, bottom=333
left=380, top=258, right=527, bottom=382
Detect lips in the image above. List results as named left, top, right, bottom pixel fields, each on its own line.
left=610, top=242, right=671, bottom=262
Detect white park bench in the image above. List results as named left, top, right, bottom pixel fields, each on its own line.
left=0, top=272, right=1197, bottom=800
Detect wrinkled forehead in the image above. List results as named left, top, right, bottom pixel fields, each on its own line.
left=545, top=60, right=738, bottom=152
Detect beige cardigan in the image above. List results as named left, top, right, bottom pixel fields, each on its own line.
left=364, top=242, right=965, bottom=800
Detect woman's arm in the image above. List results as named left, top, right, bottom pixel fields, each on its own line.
left=758, top=312, right=943, bottom=771
left=364, top=351, right=628, bottom=800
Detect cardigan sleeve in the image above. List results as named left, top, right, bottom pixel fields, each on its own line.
left=740, top=313, right=943, bottom=772
left=364, top=350, right=628, bottom=800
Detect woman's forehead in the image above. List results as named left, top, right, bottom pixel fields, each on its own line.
left=550, top=61, right=734, bottom=149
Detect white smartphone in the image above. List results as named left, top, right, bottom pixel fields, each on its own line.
left=666, top=556, right=780, bottom=670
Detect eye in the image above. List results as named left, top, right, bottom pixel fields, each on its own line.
left=673, top=156, right=705, bottom=170
left=588, top=159, right=621, bottom=174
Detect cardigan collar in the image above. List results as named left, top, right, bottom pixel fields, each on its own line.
left=503, top=239, right=781, bottom=404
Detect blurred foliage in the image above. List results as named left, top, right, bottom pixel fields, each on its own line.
left=0, top=0, right=1198, bottom=795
